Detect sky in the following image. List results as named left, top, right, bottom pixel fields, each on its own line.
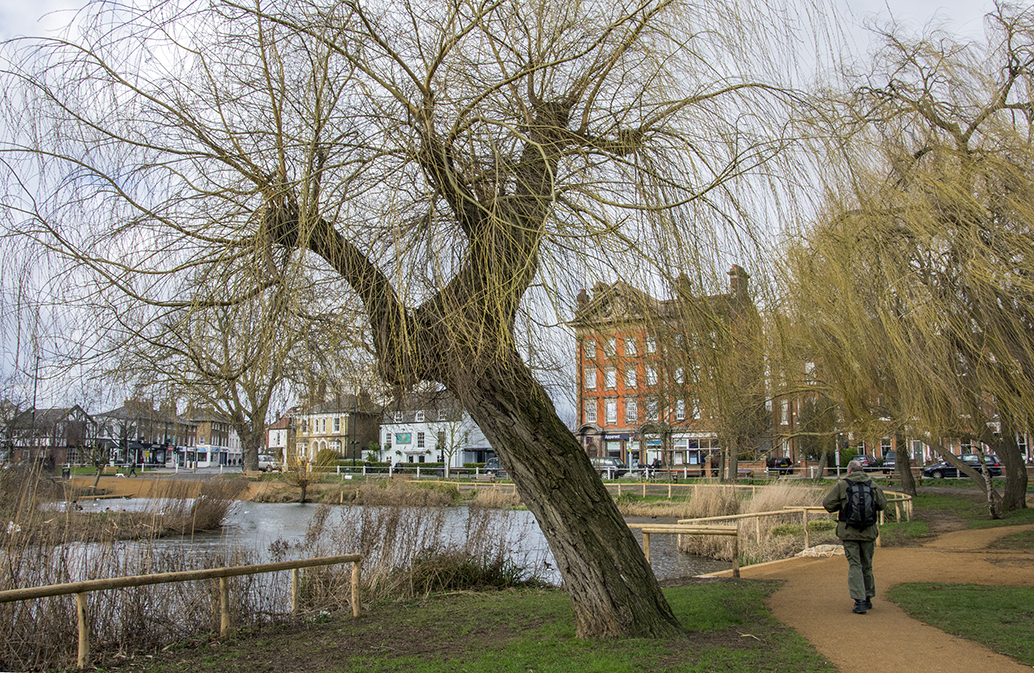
left=0, top=0, right=1007, bottom=42
left=0, top=0, right=1016, bottom=410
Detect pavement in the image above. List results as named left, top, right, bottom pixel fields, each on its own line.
left=713, top=523, right=1034, bottom=672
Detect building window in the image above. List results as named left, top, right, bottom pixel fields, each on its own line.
left=394, top=411, right=403, bottom=423
left=416, top=411, right=425, bottom=422
left=583, top=338, right=595, bottom=359
left=584, top=400, right=597, bottom=424
left=584, top=367, right=597, bottom=390
left=321, top=418, right=326, bottom=433
left=301, top=420, right=308, bottom=433
left=333, top=417, right=340, bottom=433
left=417, top=432, right=425, bottom=448
left=625, top=368, right=636, bottom=389
left=780, top=400, right=789, bottom=425
left=625, top=399, right=638, bottom=424
left=606, top=337, right=617, bottom=356
left=605, top=367, right=617, bottom=389
left=674, top=367, right=684, bottom=384
left=646, top=398, right=658, bottom=420
left=605, top=399, right=617, bottom=425
left=675, top=399, right=686, bottom=421
left=625, top=337, right=636, bottom=356
left=646, top=366, right=658, bottom=386
left=646, top=337, right=656, bottom=353
left=438, top=409, right=448, bottom=421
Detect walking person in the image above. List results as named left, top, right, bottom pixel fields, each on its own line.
left=823, top=459, right=887, bottom=614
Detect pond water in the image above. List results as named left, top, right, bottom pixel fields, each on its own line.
left=68, top=498, right=731, bottom=583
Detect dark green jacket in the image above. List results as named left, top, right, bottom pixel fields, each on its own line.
left=822, top=471, right=888, bottom=542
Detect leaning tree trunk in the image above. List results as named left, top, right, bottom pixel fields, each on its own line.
left=459, top=351, right=682, bottom=639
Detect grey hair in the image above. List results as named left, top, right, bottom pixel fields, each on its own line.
left=847, top=460, right=864, bottom=473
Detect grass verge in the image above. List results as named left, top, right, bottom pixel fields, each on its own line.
left=888, top=583, right=1034, bottom=666
left=85, top=580, right=834, bottom=673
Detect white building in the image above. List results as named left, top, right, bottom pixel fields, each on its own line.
left=378, top=391, right=491, bottom=468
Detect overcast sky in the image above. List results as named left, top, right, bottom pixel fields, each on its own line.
left=0, top=0, right=1007, bottom=42
left=0, top=0, right=1014, bottom=409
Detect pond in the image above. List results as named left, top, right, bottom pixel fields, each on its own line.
left=69, top=498, right=732, bottom=583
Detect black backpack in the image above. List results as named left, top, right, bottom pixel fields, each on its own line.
left=842, top=479, right=878, bottom=529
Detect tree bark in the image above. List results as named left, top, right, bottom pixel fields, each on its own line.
left=989, top=419, right=1027, bottom=512
left=895, top=433, right=917, bottom=497
left=459, top=349, right=683, bottom=639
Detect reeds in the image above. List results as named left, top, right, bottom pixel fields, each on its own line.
left=657, top=483, right=837, bottom=564
left=0, top=466, right=264, bottom=670
left=269, top=502, right=545, bottom=610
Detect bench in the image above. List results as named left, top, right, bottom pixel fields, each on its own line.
left=474, top=473, right=496, bottom=483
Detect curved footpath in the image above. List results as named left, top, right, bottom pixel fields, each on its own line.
left=712, top=523, right=1034, bottom=672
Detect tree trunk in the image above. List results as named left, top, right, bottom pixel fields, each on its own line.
left=991, top=420, right=1027, bottom=512
left=895, top=434, right=917, bottom=497
left=459, top=351, right=682, bottom=639
left=816, top=452, right=828, bottom=481
left=726, top=441, right=739, bottom=484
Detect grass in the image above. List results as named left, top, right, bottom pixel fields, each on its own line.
left=83, top=580, right=835, bottom=673
left=888, top=583, right=1034, bottom=666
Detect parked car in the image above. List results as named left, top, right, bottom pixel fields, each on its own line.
left=483, top=456, right=507, bottom=478
left=590, top=456, right=628, bottom=478
left=766, top=456, right=794, bottom=475
left=852, top=455, right=879, bottom=471
left=257, top=454, right=279, bottom=472
left=922, top=454, right=1002, bottom=479
left=881, top=451, right=896, bottom=474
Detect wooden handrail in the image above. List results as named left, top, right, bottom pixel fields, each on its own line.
left=0, top=553, right=362, bottom=669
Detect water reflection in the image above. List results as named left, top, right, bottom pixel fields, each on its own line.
left=67, top=498, right=731, bottom=582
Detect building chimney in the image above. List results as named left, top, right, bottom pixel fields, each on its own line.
left=728, top=265, right=749, bottom=298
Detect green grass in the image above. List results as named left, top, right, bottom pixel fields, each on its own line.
left=86, top=581, right=834, bottom=673
left=888, top=583, right=1034, bottom=666
left=988, top=529, right=1034, bottom=550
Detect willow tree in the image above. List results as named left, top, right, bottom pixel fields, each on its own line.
left=2, top=0, right=799, bottom=636
left=787, top=3, right=1034, bottom=512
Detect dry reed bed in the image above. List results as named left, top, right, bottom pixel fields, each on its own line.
left=669, top=483, right=838, bottom=563
left=0, top=467, right=265, bottom=671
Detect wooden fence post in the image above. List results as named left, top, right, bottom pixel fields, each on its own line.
left=76, top=592, right=90, bottom=669
left=219, top=576, right=232, bottom=637
left=291, top=568, right=300, bottom=614
left=351, top=560, right=361, bottom=618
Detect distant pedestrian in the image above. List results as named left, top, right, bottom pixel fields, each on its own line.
left=823, top=460, right=887, bottom=614
left=128, top=463, right=137, bottom=477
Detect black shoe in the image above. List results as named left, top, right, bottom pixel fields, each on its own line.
left=864, top=598, right=872, bottom=610
left=852, top=599, right=867, bottom=614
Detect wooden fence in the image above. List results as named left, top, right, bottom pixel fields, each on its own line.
left=0, top=554, right=362, bottom=669
left=627, top=523, right=740, bottom=577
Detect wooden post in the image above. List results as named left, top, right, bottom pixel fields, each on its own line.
left=802, top=509, right=810, bottom=549
left=291, top=568, right=300, bottom=614
left=351, top=560, right=361, bottom=618
left=894, top=501, right=901, bottom=522
left=643, top=532, right=651, bottom=565
left=219, top=577, right=232, bottom=637
left=642, top=480, right=646, bottom=498
left=76, top=592, right=90, bottom=669
left=667, top=481, right=672, bottom=499
left=617, top=482, right=622, bottom=497
left=755, top=517, right=761, bottom=545
left=732, top=535, right=740, bottom=578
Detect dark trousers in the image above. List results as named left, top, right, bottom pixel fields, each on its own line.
left=842, top=539, right=875, bottom=600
